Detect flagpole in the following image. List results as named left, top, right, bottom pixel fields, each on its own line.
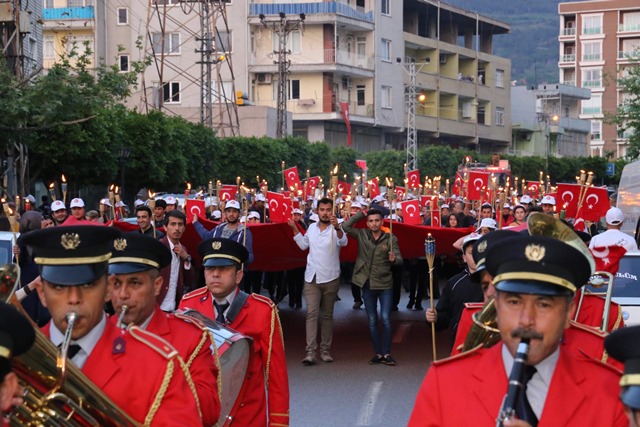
left=425, top=234, right=437, bottom=362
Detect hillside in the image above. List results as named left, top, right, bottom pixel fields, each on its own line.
left=446, top=0, right=571, bottom=85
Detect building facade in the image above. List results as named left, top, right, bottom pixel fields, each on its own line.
left=511, top=84, right=591, bottom=158
left=558, top=0, right=640, bottom=158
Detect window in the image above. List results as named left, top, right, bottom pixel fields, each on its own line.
left=582, top=42, right=601, bottom=61
left=591, top=120, right=602, bottom=140
left=216, top=30, right=232, bottom=53
left=44, top=36, right=55, bottom=59
left=250, top=32, right=255, bottom=54
left=212, top=81, right=234, bottom=103
left=272, top=30, right=301, bottom=54
left=582, top=15, right=602, bottom=35
left=381, top=85, right=391, bottom=108
left=67, top=0, right=94, bottom=6
left=45, top=0, right=54, bottom=8
left=622, top=12, right=640, bottom=32
left=582, top=68, right=601, bottom=87
left=67, top=35, right=93, bottom=57
left=117, top=7, right=128, bottom=25
left=119, top=54, right=129, bottom=72
left=162, top=82, right=181, bottom=103
left=495, top=69, right=504, bottom=88
left=381, top=0, right=389, bottom=15
left=154, top=0, right=179, bottom=5
left=381, top=39, right=391, bottom=62
left=582, top=94, right=602, bottom=115
left=495, top=107, right=505, bottom=126
left=357, top=85, right=365, bottom=106
left=151, top=32, right=180, bottom=55
left=271, top=79, right=301, bottom=100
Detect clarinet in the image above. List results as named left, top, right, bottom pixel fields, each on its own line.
left=496, top=338, right=531, bottom=426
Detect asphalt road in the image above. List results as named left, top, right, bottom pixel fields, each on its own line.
left=277, top=283, right=452, bottom=427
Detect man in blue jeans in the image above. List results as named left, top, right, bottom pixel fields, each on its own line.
left=343, top=208, right=403, bottom=365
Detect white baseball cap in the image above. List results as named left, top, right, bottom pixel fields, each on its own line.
left=70, top=198, right=84, bottom=208
left=309, top=213, right=319, bottom=222
left=462, top=232, right=482, bottom=250
left=503, top=202, right=511, bottom=209
left=292, top=208, right=303, bottom=215
left=225, top=200, right=241, bottom=210
left=134, top=199, right=144, bottom=207
left=51, top=200, right=66, bottom=211
left=605, top=207, right=624, bottom=225
left=351, top=202, right=362, bottom=209
left=212, top=210, right=222, bottom=220
left=520, top=195, right=532, bottom=204
left=541, top=195, right=556, bottom=205
left=164, top=196, right=177, bottom=205
left=100, top=198, right=112, bottom=207
left=255, top=194, right=266, bottom=202
left=248, top=211, right=261, bottom=220
left=441, top=204, right=450, bottom=209
left=476, top=218, right=497, bottom=232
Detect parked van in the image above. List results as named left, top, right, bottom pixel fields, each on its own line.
left=617, top=159, right=640, bottom=245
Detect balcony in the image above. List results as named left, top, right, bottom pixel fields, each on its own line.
left=253, top=98, right=374, bottom=119
left=562, top=80, right=576, bottom=86
left=619, top=50, right=640, bottom=60
left=324, top=49, right=374, bottom=69
left=581, top=107, right=602, bottom=115
left=619, top=23, right=640, bottom=32
left=582, top=53, right=601, bottom=61
left=249, top=2, right=374, bottom=24
left=561, top=54, right=576, bottom=62
left=582, top=80, right=601, bottom=88
left=561, top=27, right=576, bottom=36
left=582, top=27, right=602, bottom=35
left=43, top=6, right=95, bottom=20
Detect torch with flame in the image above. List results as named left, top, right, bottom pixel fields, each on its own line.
left=61, top=174, right=68, bottom=204
left=48, top=182, right=57, bottom=201
left=148, top=191, right=157, bottom=238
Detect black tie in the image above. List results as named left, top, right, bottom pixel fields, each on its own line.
left=58, top=343, right=82, bottom=359
left=516, top=365, right=538, bottom=426
left=214, top=302, right=229, bottom=324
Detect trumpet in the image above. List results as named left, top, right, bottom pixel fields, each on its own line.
left=116, top=305, right=128, bottom=329
left=496, top=338, right=531, bottom=426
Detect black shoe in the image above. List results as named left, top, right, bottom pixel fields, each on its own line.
left=368, top=354, right=384, bottom=365
left=382, top=355, right=396, bottom=366
left=391, top=306, right=399, bottom=312
left=414, top=305, right=424, bottom=311
left=406, top=301, right=414, bottom=309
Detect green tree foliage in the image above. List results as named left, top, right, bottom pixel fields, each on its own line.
left=613, top=60, right=640, bottom=159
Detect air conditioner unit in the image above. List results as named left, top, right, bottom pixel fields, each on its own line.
left=342, top=77, right=352, bottom=89
left=256, top=73, right=272, bottom=84
left=524, top=133, right=532, bottom=141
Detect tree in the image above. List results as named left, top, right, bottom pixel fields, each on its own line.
left=613, top=58, right=640, bottom=159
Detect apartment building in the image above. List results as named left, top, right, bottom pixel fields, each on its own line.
left=44, top=0, right=512, bottom=153
left=511, top=84, right=591, bottom=158
left=559, top=0, right=640, bottom=159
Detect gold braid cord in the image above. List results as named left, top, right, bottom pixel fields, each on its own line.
left=187, top=331, right=208, bottom=369
left=144, top=359, right=174, bottom=426
left=205, top=328, right=223, bottom=406
left=612, top=307, right=623, bottom=331
left=265, top=307, right=276, bottom=386
left=178, top=357, right=202, bottom=420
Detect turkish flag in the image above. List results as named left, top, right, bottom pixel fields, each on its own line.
left=431, top=208, right=441, bottom=227
left=452, top=172, right=464, bottom=196
left=368, top=178, right=380, bottom=199
left=556, top=184, right=582, bottom=218
left=267, top=191, right=292, bottom=223
left=407, top=170, right=421, bottom=189
left=419, top=195, right=431, bottom=209
left=185, top=199, right=206, bottom=223
left=527, top=182, right=540, bottom=198
left=337, top=180, right=351, bottom=196
left=305, top=176, right=320, bottom=197
left=219, top=185, right=237, bottom=202
left=284, top=166, right=302, bottom=192
left=576, top=186, right=609, bottom=222
left=394, top=186, right=406, bottom=200
left=467, top=172, right=489, bottom=201
left=402, top=200, right=422, bottom=225
left=591, top=246, right=627, bottom=275
left=356, top=159, right=367, bottom=171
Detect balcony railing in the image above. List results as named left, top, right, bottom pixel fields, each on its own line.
left=582, top=53, right=601, bottom=61
left=582, top=107, right=602, bottom=115
left=253, top=98, right=374, bottom=117
left=561, top=54, right=576, bottom=62
left=619, top=50, right=640, bottom=60
left=582, top=27, right=602, bottom=35
left=562, top=80, right=576, bottom=86
left=249, top=2, right=374, bottom=24
left=324, top=49, right=374, bottom=69
left=561, top=27, right=576, bottom=36
left=582, top=80, right=601, bottom=88
left=619, top=23, right=640, bottom=32
left=43, top=6, right=95, bottom=20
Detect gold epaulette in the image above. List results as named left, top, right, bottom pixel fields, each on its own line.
left=128, top=326, right=180, bottom=360
left=432, top=343, right=484, bottom=366
left=251, top=293, right=276, bottom=308
left=463, top=302, right=485, bottom=309
left=181, top=287, right=209, bottom=301
left=569, top=320, right=607, bottom=337
left=173, top=312, right=208, bottom=331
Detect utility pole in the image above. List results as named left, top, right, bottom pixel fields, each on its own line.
left=260, top=12, right=305, bottom=138
left=400, top=58, right=427, bottom=171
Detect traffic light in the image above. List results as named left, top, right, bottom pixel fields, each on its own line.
left=417, top=92, right=427, bottom=105
left=236, top=90, right=249, bottom=106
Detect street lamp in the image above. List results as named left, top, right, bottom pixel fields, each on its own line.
left=117, top=147, right=131, bottom=204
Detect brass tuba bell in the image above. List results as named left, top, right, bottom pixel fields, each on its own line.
left=1, top=264, right=138, bottom=427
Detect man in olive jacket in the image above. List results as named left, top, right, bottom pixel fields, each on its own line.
left=342, top=209, right=403, bottom=365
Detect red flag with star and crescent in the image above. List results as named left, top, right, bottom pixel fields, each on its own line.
left=305, top=176, right=320, bottom=198
left=467, top=172, right=489, bottom=201
left=407, top=170, right=421, bottom=189
left=219, top=185, right=237, bottom=202
left=590, top=246, right=627, bottom=274
left=185, top=199, right=206, bottom=223
left=283, top=166, right=302, bottom=192
left=336, top=180, right=351, bottom=196
left=527, top=182, right=540, bottom=198
left=368, top=178, right=380, bottom=199
left=576, top=186, right=609, bottom=222
left=452, top=172, right=464, bottom=196
left=431, top=208, right=441, bottom=227
left=402, top=200, right=422, bottom=225
left=267, top=191, right=292, bottom=223
left=394, top=186, right=406, bottom=200
left=556, top=183, right=581, bottom=219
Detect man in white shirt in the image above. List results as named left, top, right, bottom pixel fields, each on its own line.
left=589, top=207, right=638, bottom=252
left=288, top=197, right=348, bottom=365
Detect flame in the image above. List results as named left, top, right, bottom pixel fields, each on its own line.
left=49, top=182, right=55, bottom=189
left=109, top=184, right=115, bottom=191
left=61, top=174, right=66, bottom=183
left=332, top=164, right=339, bottom=175
left=186, top=182, right=191, bottom=191
left=115, top=186, right=119, bottom=194
left=148, top=190, right=155, bottom=198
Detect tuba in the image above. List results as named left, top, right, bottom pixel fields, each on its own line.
left=462, top=297, right=501, bottom=352
left=2, top=264, right=138, bottom=427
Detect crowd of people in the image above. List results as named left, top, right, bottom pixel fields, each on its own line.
left=2, top=182, right=640, bottom=426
